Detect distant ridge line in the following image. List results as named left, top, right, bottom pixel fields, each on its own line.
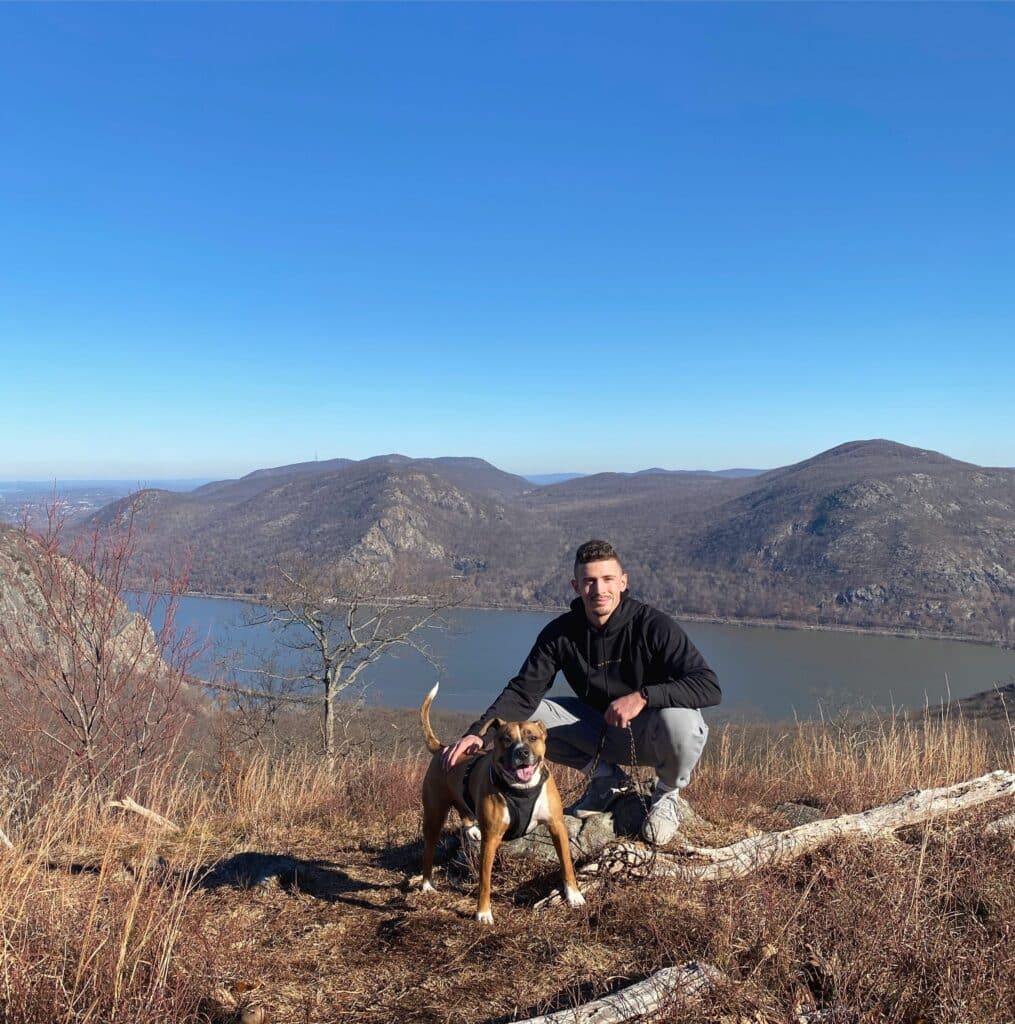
left=524, top=467, right=765, bottom=485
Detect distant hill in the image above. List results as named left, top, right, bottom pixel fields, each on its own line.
left=525, top=467, right=765, bottom=485
left=77, top=441, right=1015, bottom=645
left=632, top=467, right=765, bottom=479
left=670, top=439, right=1014, bottom=640
left=524, top=473, right=587, bottom=485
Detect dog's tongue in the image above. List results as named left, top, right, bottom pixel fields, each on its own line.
left=514, top=764, right=538, bottom=783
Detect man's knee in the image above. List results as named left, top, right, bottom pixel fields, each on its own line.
left=648, top=708, right=709, bottom=786
left=656, top=707, right=708, bottom=748
left=531, top=698, right=575, bottom=729
left=529, top=698, right=603, bottom=769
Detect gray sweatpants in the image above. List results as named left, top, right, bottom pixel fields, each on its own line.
left=532, top=696, right=709, bottom=791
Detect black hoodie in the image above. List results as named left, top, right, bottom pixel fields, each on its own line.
left=467, top=594, right=720, bottom=735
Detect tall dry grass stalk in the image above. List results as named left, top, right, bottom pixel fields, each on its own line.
left=0, top=763, right=211, bottom=1023
left=699, top=704, right=1010, bottom=817
left=206, top=747, right=429, bottom=839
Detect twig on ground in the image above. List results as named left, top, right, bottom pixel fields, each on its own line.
left=107, top=796, right=180, bottom=832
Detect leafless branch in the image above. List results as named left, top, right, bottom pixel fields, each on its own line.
left=228, top=556, right=462, bottom=757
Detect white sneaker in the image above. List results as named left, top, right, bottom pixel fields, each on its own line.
left=641, top=788, right=688, bottom=845
left=566, top=765, right=632, bottom=817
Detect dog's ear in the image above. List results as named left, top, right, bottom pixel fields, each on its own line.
left=477, top=717, right=504, bottom=738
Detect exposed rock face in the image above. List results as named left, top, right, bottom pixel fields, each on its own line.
left=0, top=524, right=153, bottom=661
left=76, top=441, right=1015, bottom=646
left=0, top=525, right=33, bottom=620
left=835, top=585, right=888, bottom=607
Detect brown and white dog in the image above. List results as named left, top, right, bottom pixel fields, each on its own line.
left=418, top=683, right=585, bottom=924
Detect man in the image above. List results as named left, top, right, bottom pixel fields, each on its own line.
left=443, top=539, right=720, bottom=845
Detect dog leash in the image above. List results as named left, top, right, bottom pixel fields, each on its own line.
left=578, top=721, right=659, bottom=879
left=627, top=723, right=653, bottom=820
left=584, top=720, right=652, bottom=820
left=587, top=722, right=609, bottom=780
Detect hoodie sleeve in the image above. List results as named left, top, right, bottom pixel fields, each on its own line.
left=465, top=620, right=563, bottom=736
left=640, top=612, right=721, bottom=710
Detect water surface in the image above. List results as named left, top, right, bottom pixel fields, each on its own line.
left=159, top=597, right=1015, bottom=721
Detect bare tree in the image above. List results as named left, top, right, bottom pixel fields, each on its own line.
left=229, top=556, right=459, bottom=760
left=205, top=650, right=310, bottom=757
left=0, top=499, right=197, bottom=788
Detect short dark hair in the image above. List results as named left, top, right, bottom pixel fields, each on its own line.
left=574, top=539, right=623, bottom=573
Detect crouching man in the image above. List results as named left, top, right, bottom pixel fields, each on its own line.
left=443, top=540, right=720, bottom=844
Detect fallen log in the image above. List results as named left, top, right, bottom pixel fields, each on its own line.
left=537, top=770, right=1015, bottom=907
left=107, top=796, right=180, bottom=832
left=510, top=960, right=723, bottom=1024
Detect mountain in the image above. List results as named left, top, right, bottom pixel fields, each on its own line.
left=77, top=441, right=1015, bottom=645
left=673, top=440, right=1014, bottom=638
left=89, top=455, right=555, bottom=600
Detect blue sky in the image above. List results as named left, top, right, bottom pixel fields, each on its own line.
left=2, top=4, right=1012, bottom=480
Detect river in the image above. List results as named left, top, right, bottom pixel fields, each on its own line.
left=153, top=596, right=1015, bottom=721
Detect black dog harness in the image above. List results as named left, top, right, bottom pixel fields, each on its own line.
left=461, top=760, right=549, bottom=841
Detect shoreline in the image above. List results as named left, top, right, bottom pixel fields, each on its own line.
left=181, top=589, right=1013, bottom=652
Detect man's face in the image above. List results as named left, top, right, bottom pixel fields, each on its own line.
left=572, top=558, right=628, bottom=627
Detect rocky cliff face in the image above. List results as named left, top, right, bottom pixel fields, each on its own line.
left=0, top=523, right=177, bottom=684
left=0, top=524, right=38, bottom=622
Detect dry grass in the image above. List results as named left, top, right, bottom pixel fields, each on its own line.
left=0, top=709, right=1012, bottom=1024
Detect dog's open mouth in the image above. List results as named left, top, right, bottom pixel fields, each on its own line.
left=511, top=763, right=539, bottom=783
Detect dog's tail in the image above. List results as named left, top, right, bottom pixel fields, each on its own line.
left=420, top=682, right=443, bottom=753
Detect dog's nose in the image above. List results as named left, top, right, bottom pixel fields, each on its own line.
left=510, top=744, right=536, bottom=767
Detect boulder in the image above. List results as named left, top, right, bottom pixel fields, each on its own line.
left=775, top=801, right=826, bottom=826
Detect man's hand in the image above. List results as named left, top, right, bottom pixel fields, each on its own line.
left=442, top=734, right=483, bottom=771
left=605, top=690, right=648, bottom=729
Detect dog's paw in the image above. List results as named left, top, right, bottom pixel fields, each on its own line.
left=420, top=879, right=436, bottom=894
left=564, top=885, right=586, bottom=908
left=475, top=909, right=494, bottom=925
left=465, top=824, right=482, bottom=843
